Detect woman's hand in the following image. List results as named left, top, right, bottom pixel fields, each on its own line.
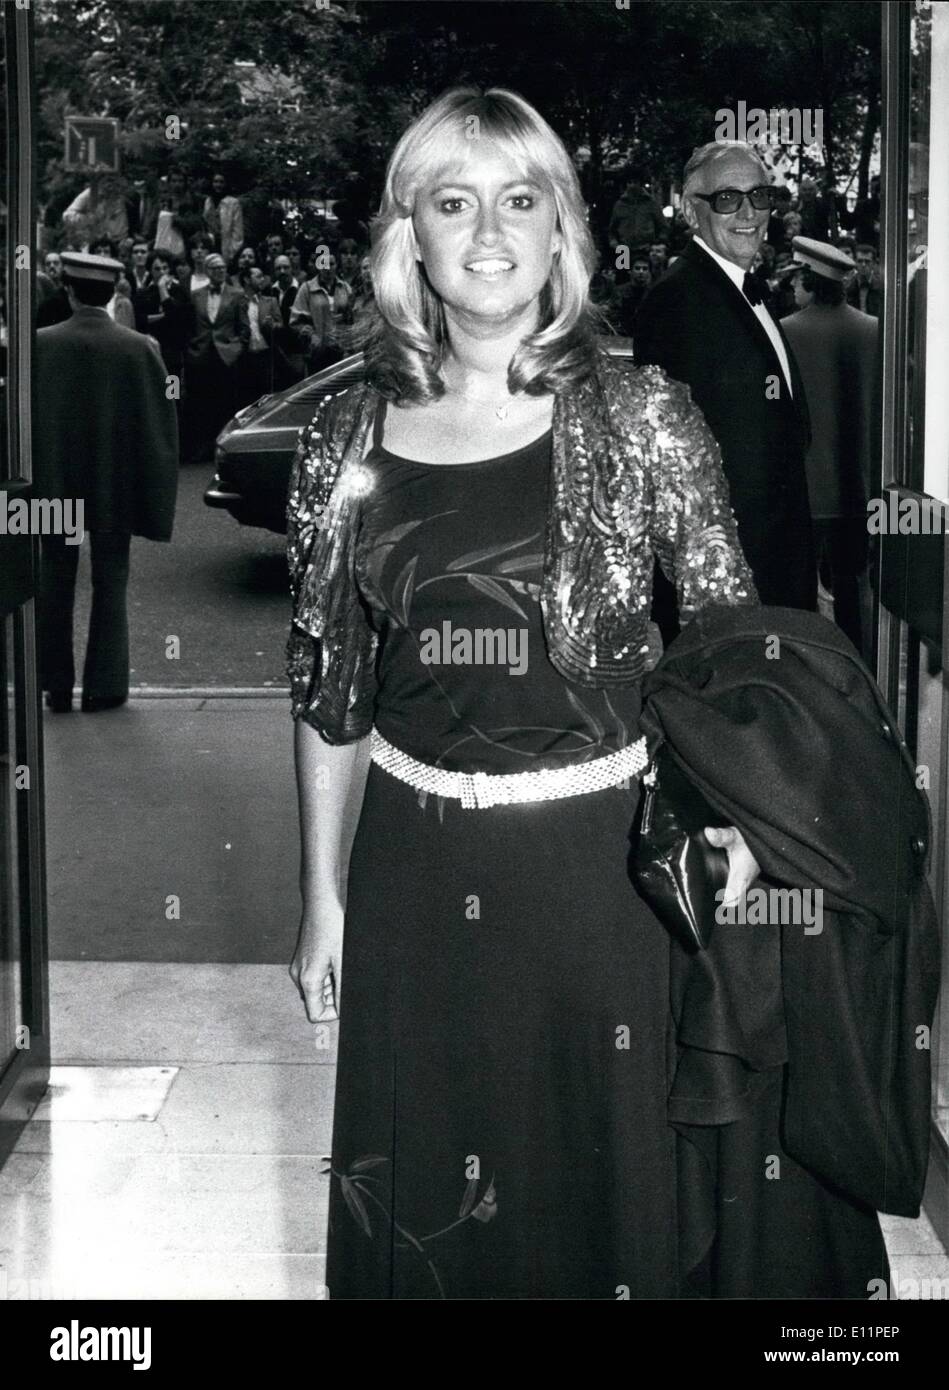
left=289, top=901, right=344, bottom=1023
left=703, top=825, right=760, bottom=907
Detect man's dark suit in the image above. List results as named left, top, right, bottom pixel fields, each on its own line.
left=184, top=283, right=249, bottom=463
left=634, top=238, right=816, bottom=615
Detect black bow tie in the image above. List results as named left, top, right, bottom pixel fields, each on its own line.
left=207, top=286, right=221, bottom=296
left=742, top=272, right=763, bottom=306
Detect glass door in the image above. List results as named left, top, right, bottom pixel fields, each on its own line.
left=878, top=0, right=949, bottom=1244
left=0, top=0, right=50, bottom=1164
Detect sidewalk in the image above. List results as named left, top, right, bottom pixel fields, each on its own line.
left=43, top=696, right=299, bottom=963
left=0, top=696, right=333, bottom=1299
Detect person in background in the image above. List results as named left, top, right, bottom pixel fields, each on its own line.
left=783, top=237, right=878, bottom=658
left=128, top=239, right=151, bottom=294
left=35, top=252, right=178, bottom=713
left=648, top=238, right=669, bottom=282
left=61, top=175, right=131, bottom=248
left=139, top=249, right=190, bottom=380
left=260, top=233, right=285, bottom=279
left=271, top=253, right=306, bottom=386
left=290, top=249, right=353, bottom=372
left=337, top=237, right=362, bottom=288
left=204, top=171, right=244, bottom=265
left=634, top=138, right=815, bottom=621
left=782, top=209, right=803, bottom=248
left=797, top=177, right=829, bottom=240
left=183, top=251, right=249, bottom=464
left=186, top=231, right=214, bottom=296
left=286, top=244, right=306, bottom=285
left=616, top=247, right=653, bottom=335
left=608, top=167, right=668, bottom=261
left=37, top=251, right=72, bottom=327
left=847, top=174, right=881, bottom=247
left=237, top=263, right=280, bottom=405
left=846, top=243, right=883, bottom=318
left=229, top=244, right=257, bottom=286
left=107, top=274, right=137, bottom=330
left=127, top=176, right=159, bottom=243
left=766, top=184, right=793, bottom=248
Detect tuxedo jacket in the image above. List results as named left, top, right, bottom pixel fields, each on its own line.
left=634, top=239, right=816, bottom=610
left=186, top=284, right=249, bottom=368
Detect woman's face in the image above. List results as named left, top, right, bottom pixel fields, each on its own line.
left=412, top=142, right=562, bottom=329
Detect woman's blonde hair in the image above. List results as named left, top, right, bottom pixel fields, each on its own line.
left=364, top=86, right=601, bottom=403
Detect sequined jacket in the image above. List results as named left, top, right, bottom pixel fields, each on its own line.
left=287, top=354, right=757, bottom=743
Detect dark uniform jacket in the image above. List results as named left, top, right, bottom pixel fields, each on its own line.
left=640, top=604, right=940, bottom=1220
left=782, top=302, right=879, bottom=519
left=35, top=306, right=178, bottom=540
left=634, top=239, right=816, bottom=611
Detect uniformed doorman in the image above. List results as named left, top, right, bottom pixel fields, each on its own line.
left=35, top=251, right=179, bottom=711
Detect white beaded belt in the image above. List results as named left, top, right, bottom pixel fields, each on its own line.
left=370, top=729, right=649, bottom=809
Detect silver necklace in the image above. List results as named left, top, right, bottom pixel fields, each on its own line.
left=443, top=377, right=520, bottom=422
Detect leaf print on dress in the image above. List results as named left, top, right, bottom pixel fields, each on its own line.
left=392, top=554, right=419, bottom=628
left=494, top=551, right=544, bottom=574
left=465, top=573, right=530, bottom=622
left=332, top=1155, right=498, bottom=1299
left=445, top=531, right=542, bottom=572
left=564, top=687, right=606, bottom=747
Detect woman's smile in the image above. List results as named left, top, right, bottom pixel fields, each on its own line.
left=413, top=144, right=561, bottom=320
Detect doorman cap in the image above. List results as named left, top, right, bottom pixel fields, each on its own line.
left=60, top=251, right=124, bottom=282
left=791, top=236, right=855, bottom=281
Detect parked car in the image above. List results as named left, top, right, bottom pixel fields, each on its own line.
left=204, top=338, right=634, bottom=534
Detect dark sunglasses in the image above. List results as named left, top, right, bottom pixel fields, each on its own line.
left=692, top=186, right=775, bottom=215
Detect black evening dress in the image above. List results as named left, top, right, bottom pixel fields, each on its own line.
left=322, top=426, right=889, bottom=1301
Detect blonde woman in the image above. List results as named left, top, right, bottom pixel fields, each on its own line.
left=286, top=89, right=883, bottom=1299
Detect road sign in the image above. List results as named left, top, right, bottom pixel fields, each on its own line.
left=64, top=117, right=120, bottom=173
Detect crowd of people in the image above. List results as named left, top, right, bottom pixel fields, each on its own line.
left=35, top=168, right=376, bottom=464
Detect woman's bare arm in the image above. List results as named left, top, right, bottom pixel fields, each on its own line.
left=290, top=720, right=372, bottom=1020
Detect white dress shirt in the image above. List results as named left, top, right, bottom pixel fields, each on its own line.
left=206, top=285, right=222, bottom=324
left=692, top=235, right=793, bottom=397
left=246, top=296, right=267, bottom=352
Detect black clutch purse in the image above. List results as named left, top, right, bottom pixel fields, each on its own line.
left=631, top=744, right=731, bottom=951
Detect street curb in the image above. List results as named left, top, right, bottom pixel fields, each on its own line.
left=52, top=687, right=291, bottom=700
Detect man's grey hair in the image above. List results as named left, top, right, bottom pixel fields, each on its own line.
left=682, top=140, right=770, bottom=198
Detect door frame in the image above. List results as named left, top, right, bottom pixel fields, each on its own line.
left=0, top=0, right=50, bottom=1163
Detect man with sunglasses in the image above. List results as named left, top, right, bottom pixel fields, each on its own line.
left=634, top=140, right=816, bottom=629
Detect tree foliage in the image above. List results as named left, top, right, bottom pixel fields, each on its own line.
left=34, top=0, right=881, bottom=244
